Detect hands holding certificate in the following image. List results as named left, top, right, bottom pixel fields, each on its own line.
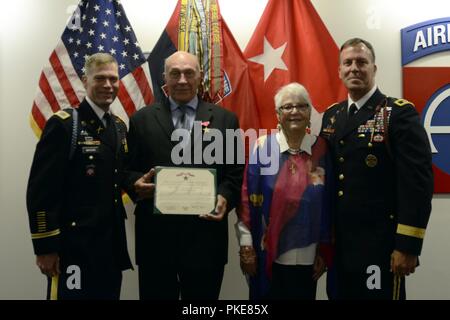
left=200, top=194, right=227, bottom=222
left=134, top=168, right=155, bottom=200
left=134, top=167, right=228, bottom=221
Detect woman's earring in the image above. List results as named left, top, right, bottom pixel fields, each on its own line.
left=305, top=122, right=311, bottom=134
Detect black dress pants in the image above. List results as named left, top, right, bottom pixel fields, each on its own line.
left=336, top=266, right=406, bottom=300
left=46, top=264, right=122, bottom=300
left=138, top=263, right=224, bottom=300
left=269, top=262, right=317, bottom=300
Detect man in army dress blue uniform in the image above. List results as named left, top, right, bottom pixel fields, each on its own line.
left=26, top=53, right=132, bottom=299
left=321, top=38, right=433, bottom=299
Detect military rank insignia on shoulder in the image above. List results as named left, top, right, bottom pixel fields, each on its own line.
left=114, top=115, right=128, bottom=131
left=114, top=114, right=126, bottom=124
left=326, top=102, right=339, bottom=110
left=393, top=98, right=414, bottom=107
left=54, top=110, right=71, bottom=120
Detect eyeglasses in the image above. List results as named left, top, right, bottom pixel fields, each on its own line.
left=279, top=103, right=309, bottom=113
left=167, top=69, right=197, bottom=80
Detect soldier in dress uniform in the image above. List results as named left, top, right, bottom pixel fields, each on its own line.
left=320, top=38, right=433, bottom=299
left=26, top=53, right=132, bottom=299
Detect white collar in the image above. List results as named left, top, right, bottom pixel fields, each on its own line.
left=348, top=85, right=377, bottom=110
left=276, top=129, right=313, bottom=156
left=86, top=96, right=110, bottom=121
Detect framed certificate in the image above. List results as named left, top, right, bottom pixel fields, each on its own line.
left=154, top=166, right=217, bottom=215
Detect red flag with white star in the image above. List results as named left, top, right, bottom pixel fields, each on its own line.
left=244, top=0, right=346, bottom=132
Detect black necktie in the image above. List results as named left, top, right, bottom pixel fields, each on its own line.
left=175, top=105, right=189, bottom=130
left=348, top=103, right=357, bottom=118
left=103, top=112, right=112, bottom=128
left=102, top=113, right=116, bottom=147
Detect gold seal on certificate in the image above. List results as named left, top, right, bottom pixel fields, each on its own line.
left=154, top=167, right=217, bottom=215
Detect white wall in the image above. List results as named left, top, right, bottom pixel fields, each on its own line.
left=1, top=0, right=449, bottom=299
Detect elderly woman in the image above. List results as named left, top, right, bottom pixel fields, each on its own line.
left=236, top=82, right=332, bottom=300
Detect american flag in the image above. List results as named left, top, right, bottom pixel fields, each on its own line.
left=30, top=0, right=153, bottom=135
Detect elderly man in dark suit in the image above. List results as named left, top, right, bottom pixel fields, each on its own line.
left=125, top=51, right=244, bottom=300
left=321, top=38, right=433, bottom=300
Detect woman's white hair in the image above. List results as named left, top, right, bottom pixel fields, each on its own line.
left=274, top=82, right=314, bottom=112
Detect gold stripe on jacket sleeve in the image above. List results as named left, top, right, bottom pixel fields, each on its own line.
left=396, top=224, right=425, bottom=239
left=31, top=229, right=61, bottom=239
